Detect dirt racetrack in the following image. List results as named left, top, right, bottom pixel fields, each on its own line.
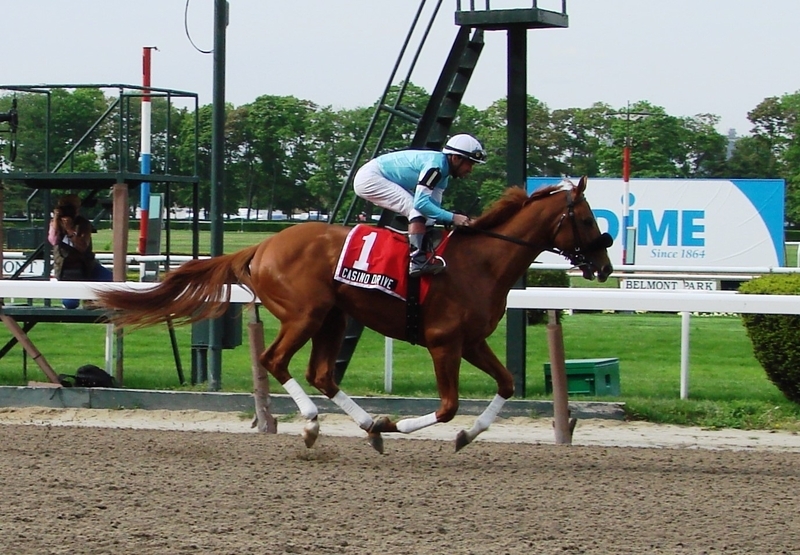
left=1, top=411, right=800, bottom=555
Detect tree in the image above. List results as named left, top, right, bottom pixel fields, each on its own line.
left=726, top=136, right=779, bottom=179
left=306, top=106, right=364, bottom=215
left=447, top=103, right=493, bottom=213
left=244, top=95, right=317, bottom=215
left=594, top=101, right=728, bottom=180
left=317, top=104, right=377, bottom=221
left=551, top=103, right=613, bottom=178
left=678, top=113, right=728, bottom=178
left=174, top=102, right=213, bottom=214
left=6, top=80, right=800, bottom=231
left=226, top=104, right=262, bottom=218
left=743, top=92, right=800, bottom=226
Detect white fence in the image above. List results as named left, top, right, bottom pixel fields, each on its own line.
left=504, top=287, right=800, bottom=399
left=1, top=280, right=798, bottom=399
left=2, top=252, right=202, bottom=280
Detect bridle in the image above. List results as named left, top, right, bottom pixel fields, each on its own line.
left=549, top=189, right=613, bottom=269
left=459, top=188, right=613, bottom=271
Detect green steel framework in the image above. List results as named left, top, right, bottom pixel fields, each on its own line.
left=0, top=83, right=202, bottom=386
left=0, top=83, right=202, bottom=266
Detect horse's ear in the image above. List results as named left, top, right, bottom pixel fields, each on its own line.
left=577, top=176, right=588, bottom=194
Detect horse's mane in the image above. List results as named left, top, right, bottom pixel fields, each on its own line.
left=470, top=185, right=564, bottom=231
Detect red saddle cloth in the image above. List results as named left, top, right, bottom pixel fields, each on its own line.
left=334, top=225, right=449, bottom=302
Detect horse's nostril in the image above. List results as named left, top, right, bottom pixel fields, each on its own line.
left=598, top=265, right=613, bottom=282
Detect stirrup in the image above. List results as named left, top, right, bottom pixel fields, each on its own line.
left=409, top=255, right=446, bottom=278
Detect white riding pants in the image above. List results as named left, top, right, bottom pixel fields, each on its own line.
left=354, top=159, right=440, bottom=224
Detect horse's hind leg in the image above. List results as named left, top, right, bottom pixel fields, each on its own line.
left=259, top=319, right=325, bottom=448
left=371, top=343, right=463, bottom=437
left=305, top=309, right=383, bottom=453
left=455, top=339, right=514, bottom=451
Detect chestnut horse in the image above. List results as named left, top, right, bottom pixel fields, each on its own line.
left=94, top=177, right=612, bottom=453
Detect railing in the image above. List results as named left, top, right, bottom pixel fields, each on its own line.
left=533, top=262, right=800, bottom=275
left=2, top=252, right=206, bottom=281
left=0, top=280, right=796, bottom=400
left=530, top=262, right=800, bottom=288
left=788, top=241, right=800, bottom=267
left=456, top=0, right=567, bottom=13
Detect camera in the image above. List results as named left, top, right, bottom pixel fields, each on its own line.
left=57, top=205, right=77, bottom=219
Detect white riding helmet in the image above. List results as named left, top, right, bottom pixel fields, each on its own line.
left=442, top=134, right=487, bottom=164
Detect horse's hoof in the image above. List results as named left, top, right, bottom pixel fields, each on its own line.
left=454, top=430, right=471, bottom=452
left=367, top=432, right=384, bottom=454
left=302, top=418, right=320, bottom=448
left=370, top=415, right=392, bottom=434
left=267, top=415, right=279, bottom=434
left=253, top=414, right=279, bottom=434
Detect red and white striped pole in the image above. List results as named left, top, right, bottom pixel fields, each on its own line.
left=622, top=141, right=631, bottom=265
left=138, top=46, right=157, bottom=255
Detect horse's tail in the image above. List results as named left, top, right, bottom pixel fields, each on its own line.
left=94, top=243, right=261, bottom=329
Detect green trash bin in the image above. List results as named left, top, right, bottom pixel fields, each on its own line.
left=191, top=304, right=243, bottom=349
left=544, top=358, right=620, bottom=396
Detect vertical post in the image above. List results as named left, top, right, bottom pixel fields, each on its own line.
left=104, top=325, right=114, bottom=374
left=248, top=306, right=276, bottom=433
left=680, top=311, right=690, bottom=399
left=384, top=337, right=393, bottom=393
left=622, top=141, right=631, bottom=266
left=505, top=26, right=527, bottom=397
left=112, top=184, right=129, bottom=282
left=138, top=46, right=156, bottom=256
left=208, top=0, right=228, bottom=391
left=112, top=183, right=129, bottom=385
left=43, top=190, right=52, bottom=281
left=617, top=104, right=658, bottom=266
left=547, top=310, right=574, bottom=444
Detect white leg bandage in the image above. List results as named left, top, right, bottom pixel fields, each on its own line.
left=331, top=390, right=374, bottom=430
left=282, top=378, right=318, bottom=420
left=396, top=412, right=439, bottom=434
left=467, top=394, right=506, bottom=439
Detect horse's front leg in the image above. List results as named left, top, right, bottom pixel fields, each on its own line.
left=455, top=339, right=514, bottom=451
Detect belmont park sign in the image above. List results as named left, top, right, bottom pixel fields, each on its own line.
left=527, top=177, right=785, bottom=267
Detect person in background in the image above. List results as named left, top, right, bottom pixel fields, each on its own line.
left=48, top=194, right=112, bottom=308
left=353, top=133, right=486, bottom=277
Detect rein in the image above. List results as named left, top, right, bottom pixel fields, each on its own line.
left=461, top=226, right=542, bottom=249
left=460, top=189, right=613, bottom=267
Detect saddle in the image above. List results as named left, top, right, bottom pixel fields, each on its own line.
left=334, top=225, right=452, bottom=344
left=383, top=215, right=445, bottom=250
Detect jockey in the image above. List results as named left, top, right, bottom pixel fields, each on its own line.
left=353, top=133, right=487, bottom=277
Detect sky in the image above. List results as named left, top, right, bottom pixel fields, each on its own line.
left=4, top=0, right=800, bottom=136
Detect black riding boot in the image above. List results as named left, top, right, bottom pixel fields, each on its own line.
left=408, top=232, right=445, bottom=278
